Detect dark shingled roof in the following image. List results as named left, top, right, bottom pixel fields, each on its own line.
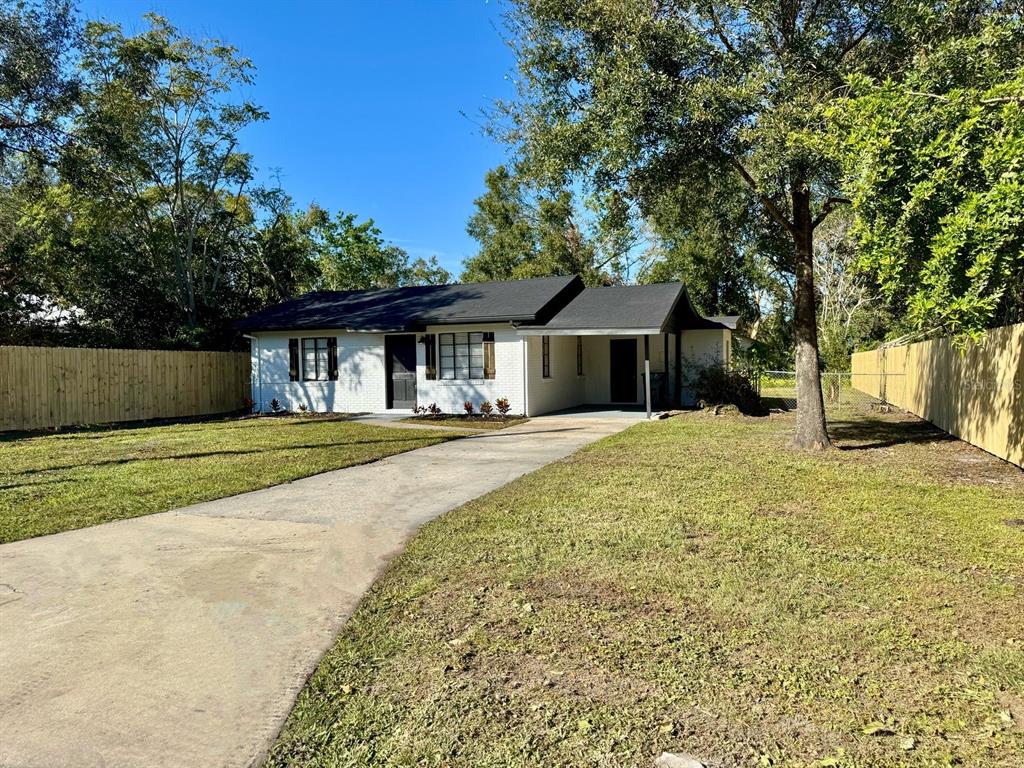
left=525, top=284, right=689, bottom=332
left=704, top=315, right=742, bottom=330
left=236, top=275, right=584, bottom=332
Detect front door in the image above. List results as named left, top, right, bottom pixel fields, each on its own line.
left=609, top=338, right=637, bottom=403
left=386, top=335, right=417, bottom=409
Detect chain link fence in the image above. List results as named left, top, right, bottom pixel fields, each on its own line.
left=756, top=371, right=892, bottom=411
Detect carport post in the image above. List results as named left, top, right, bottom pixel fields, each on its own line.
left=644, top=334, right=652, bottom=420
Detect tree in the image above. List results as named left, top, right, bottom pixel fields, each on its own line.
left=836, top=12, right=1024, bottom=341
left=642, top=177, right=761, bottom=320
left=69, top=14, right=268, bottom=336
left=813, top=212, right=882, bottom=371
left=462, top=165, right=539, bottom=281
left=497, top=0, right=933, bottom=448
left=314, top=211, right=449, bottom=291
left=243, top=190, right=324, bottom=308
left=407, top=256, right=452, bottom=286
left=0, top=0, right=80, bottom=340
left=463, top=164, right=611, bottom=284
left=0, top=0, right=79, bottom=165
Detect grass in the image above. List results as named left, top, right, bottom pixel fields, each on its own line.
left=267, top=406, right=1024, bottom=768
left=399, top=415, right=529, bottom=430
left=0, top=415, right=458, bottom=543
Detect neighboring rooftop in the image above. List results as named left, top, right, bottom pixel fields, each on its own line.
left=236, top=275, right=583, bottom=332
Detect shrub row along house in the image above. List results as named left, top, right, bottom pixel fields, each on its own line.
left=236, top=275, right=744, bottom=417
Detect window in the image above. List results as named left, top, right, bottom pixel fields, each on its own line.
left=302, top=337, right=330, bottom=381
left=290, top=337, right=336, bottom=381
left=439, top=332, right=495, bottom=380
left=542, top=335, right=551, bottom=378
left=576, top=336, right=583, bottom=376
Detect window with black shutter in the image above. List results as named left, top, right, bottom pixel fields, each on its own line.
left=542, top=335, right=551, bottom=378
left=576, top=336, right=583, bottom=376
left=301, top=337, right=331, bottom=381
left=439, top=332, right=486, bottom=379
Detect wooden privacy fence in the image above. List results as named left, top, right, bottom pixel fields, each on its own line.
left=851, top=323, right=1023, bottom=467
left=0, top=346, right=250, bottom=432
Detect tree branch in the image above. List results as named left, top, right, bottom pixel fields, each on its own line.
left=705, top=3, right=738, bottom=56
left=725, top=154, right=797, bottom=235
left=811, top=196, right=851, bottom=229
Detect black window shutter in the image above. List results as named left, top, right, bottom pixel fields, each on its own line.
left=327, top=337, right=338, bottom=380
left=288, top=338, right=299, bottom=381
left=483, top=332, right=496, bottom=379
left=423, top=334, right=437, bottom=380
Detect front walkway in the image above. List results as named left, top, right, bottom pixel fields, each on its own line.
left=0, top=414, right=640, bottom=768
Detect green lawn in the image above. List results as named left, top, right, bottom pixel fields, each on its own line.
left=0, top=416, right=458, bottom=543
left=399, top=416, right=529, bottom=430
left=268, top=407, right=1024, bottom=768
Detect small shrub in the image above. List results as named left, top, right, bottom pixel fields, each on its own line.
left=463, top=400, right=474, bottom=416
left=495, top=397, right=512, bottom=416
left=297, top=403, right=308, bottom=413
left=242, top=396, right=255, bottom=413
left=693, top=365, right=765, bottom=416
left=428, top=402, right=442, bottom=416
left=270, top=398, right=283, bottom=413
left=412, top=404, right=426, bottom=415
left=479, top=400, right=493, bottom=417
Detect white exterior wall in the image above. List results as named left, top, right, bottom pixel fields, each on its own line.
left=248, top=325, right=731, bottom=415
left=417, top=324, right=527, bottom=415
left=679, top=329, right=730, bottom=406
left=249, top=331, right=387, bottom=413
left=525, top=334, right=587, bottom=416
left=680, top=329, right=728, bottom=367
left=529, top=329, right=729, bottom=410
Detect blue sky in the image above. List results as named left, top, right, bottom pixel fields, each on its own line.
left=79, top=0, right=517, bottom=276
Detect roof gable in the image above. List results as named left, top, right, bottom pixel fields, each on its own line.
left=524, top=284, right=686, bottom=332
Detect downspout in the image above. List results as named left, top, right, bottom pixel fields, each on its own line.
left=242, top=333, right=261, bottom=413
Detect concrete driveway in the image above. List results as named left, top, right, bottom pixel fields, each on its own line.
left=0, top=413, right=639, bottom=768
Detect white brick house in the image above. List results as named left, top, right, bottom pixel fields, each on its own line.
left=237, top=275, right=742, bottom=418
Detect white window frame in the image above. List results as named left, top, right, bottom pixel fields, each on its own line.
left=302, top=337, right=330, bottom=381
left=439, top=332, right=485, bottom=380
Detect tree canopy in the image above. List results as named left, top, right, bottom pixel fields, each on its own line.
left=487, top=0, right=1017, bottom=447
left=836, top=10, right=1024, bottom=341
left=462, top=165, right=611, bottom=284
left=315, top=210, right=451, bottom=291
left=1, top=4, right=449, bottom=349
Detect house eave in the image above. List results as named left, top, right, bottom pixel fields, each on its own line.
left=516, top=326, right=665, bottom=336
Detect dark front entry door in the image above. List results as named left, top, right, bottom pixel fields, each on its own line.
left=609, top=338, right=637, bottom=403
left=386, top=335, right=417, bottom=409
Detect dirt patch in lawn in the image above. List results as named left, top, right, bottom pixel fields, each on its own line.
left=826, top=407, right=1024, bottom=488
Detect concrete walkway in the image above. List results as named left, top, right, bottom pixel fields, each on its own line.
left=0, top=414, right=639, bottom=768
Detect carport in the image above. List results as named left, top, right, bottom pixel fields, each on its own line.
left=516, top=284, right=739, bottom=418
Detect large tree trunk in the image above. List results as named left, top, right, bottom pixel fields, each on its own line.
left=791, top=181, right=831, bottom=450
